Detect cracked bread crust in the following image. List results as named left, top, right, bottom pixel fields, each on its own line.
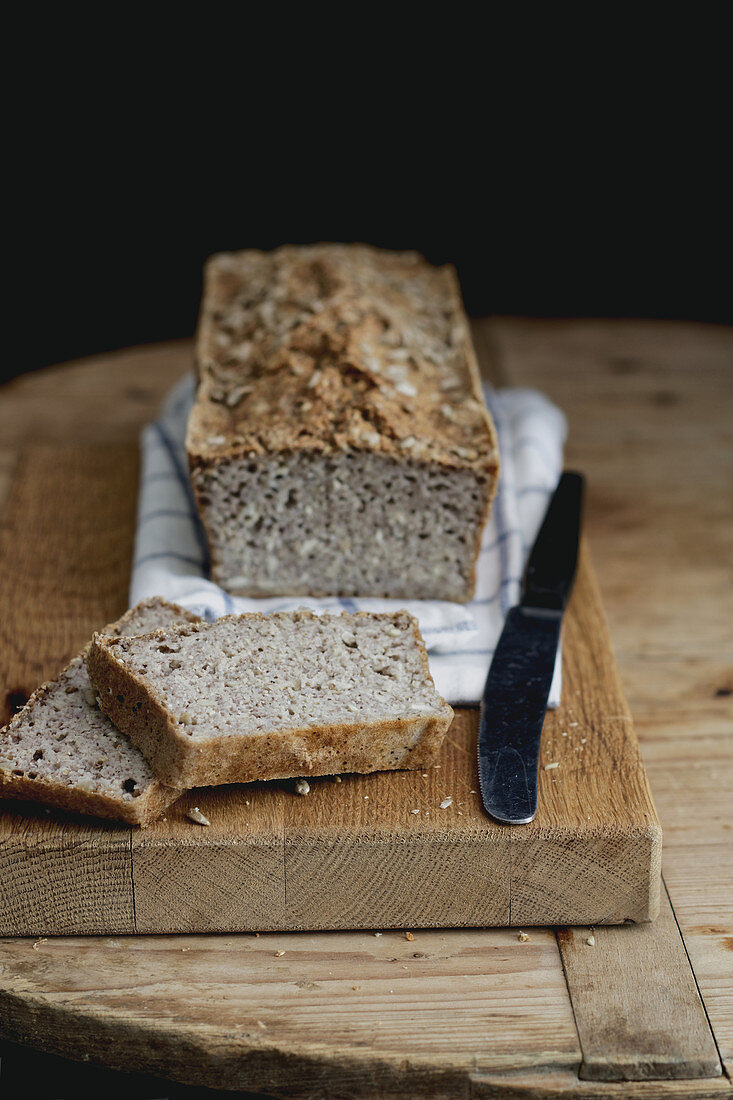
left=188, top=244, right=498, bottom=469
left=87, top=610, right=454, bottom=790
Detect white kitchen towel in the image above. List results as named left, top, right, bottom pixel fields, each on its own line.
left=130, top=375, right=567, bottom=705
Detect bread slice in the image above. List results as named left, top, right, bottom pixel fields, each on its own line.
left=0, top=598, right=201, bottom=825
left=88, top=609, right=453, bottom=789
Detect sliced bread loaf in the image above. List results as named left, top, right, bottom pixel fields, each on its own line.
left=88, top=609, right=453, bottom=789
left=0, top=598, right=201, bottom=825
left=188, top=245, right=499, bottom=602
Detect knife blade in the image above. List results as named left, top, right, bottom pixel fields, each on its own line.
left=478, top=471, right=585, bottom=824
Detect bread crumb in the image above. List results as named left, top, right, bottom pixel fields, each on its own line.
left=410, top=808, right=420, bottom=815
left=544, top=762, right=560, bottom=771
left=32, top=938, right=48, bottom=950
left=421, top=773, right=428, bottom=778
left=405, top=931, right=415, bottom=941
left=257, top=1020, right=267, bottom=1029
left=181, top=947, right=190, bottom=953
left=440, top=796, right=453, bottom=809
left=295, top=778, right=310, bottom=795
left=581, top=738, right=587, bottom=744
left=187, top=807, right=211, bottom=826
left=374, top=932, right=383, bottom=937
left=364, top=795, right=369, bottom=800
left=275, top=950, right=286, bottom=957
left=585, top=935, right=596, bottom=947
left=352, top=985, right=360, bottom=990
left=518, top=931, right=530, bottom=943
left=333, top=775, right=342, bottom=783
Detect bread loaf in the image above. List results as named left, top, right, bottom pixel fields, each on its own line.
left=0, top=598, right=200, bottom=825
left=87, top=609, right=453, bottom=789
left=187, top=244, right=499, bottom=601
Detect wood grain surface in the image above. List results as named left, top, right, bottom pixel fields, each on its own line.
left=0, top=447, right=660, bottom=934
left=0, top=321, right=731, bottom=1098
left=557, top=886, right=720, bottom=1081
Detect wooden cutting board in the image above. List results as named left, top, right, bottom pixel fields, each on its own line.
left=0, top=444, right=661, bottom=936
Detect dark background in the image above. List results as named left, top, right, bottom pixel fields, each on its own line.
left=8, top=186, right=730, bottom=385
left=6, top=51, right=730, bottom=387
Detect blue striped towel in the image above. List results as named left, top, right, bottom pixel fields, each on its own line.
left=130, top=375, right=567, bottom=705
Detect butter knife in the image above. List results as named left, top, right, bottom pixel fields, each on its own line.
left=477, top=471, right=584, bottom=824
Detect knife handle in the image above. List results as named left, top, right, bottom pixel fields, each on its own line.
left=521, top=471, right=585, bottom=613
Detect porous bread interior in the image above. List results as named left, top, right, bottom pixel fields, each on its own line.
left=105, top=598, right=200, bottom=639
left=101, top=610, right=449, bottom=740
left=0, top=599, right=198, bottom=807
left=193, top=451, right=490, bottom=600
left=0, top=656, right=162, bottom=802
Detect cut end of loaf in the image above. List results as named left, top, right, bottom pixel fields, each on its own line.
left=192, top=451, right=494, bottom=601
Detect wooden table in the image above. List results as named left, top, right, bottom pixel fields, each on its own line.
left=0, top=321, right=730, bottom=1098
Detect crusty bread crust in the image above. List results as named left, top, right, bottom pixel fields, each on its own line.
left=188, top=245, right=498, bottom=470
left=88, top=611, right=454, bottom=790
left=0, top=747, right=176, bottom=825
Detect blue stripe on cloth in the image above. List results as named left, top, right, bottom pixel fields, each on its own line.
left=479, top=529, right=521, bottom=556
left=469, top=576, right=521, bottom=607
left=431, top=642, right=493, bottom=651
left=517, top=485, right=554, bottom=498
left=153, top=421, right=211, bottom=570
left=514, top=434, right=557, bottom=470
left=145, top=471, right=183, bottom=485
left=483, top=390, right=514, bottom=615
left=134, top=550, right=206, bottom=570
left=137, top=508, right=197, bottom=527
left=170, top=390, right=193, bottom=415
left=421, top=622, right=476, bottom=636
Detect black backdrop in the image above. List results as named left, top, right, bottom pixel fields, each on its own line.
left=9, top=197, right=729, bottom=385
left=5, top=43, right=731, bottom=384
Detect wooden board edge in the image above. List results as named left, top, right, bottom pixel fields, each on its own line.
left=557, top=887, right=723, bottom=1083
left=471, top=1068, right=732, bottom=1099
left=0, top=987, right=581, bottom=1098
left=1, top=987, right=727, bottom=1100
